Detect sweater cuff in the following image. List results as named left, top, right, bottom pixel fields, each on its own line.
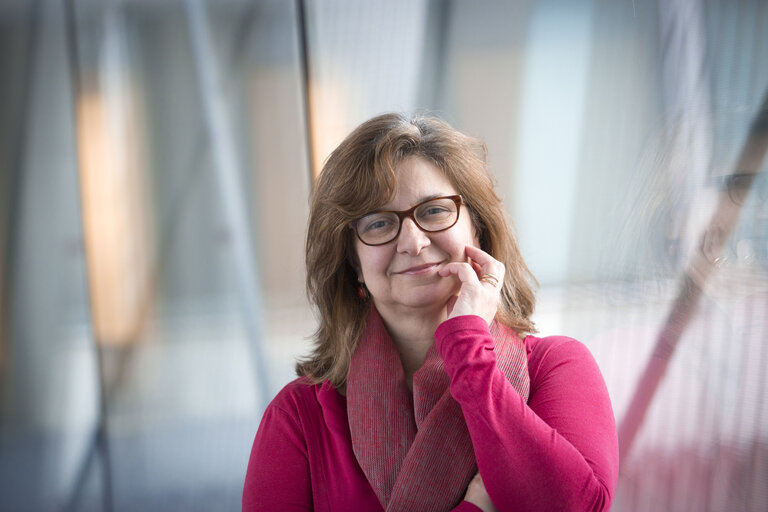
left=435, top=315, right=496, bottom=370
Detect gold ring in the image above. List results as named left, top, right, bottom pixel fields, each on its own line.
left=479, top=274, right=500, bottom=287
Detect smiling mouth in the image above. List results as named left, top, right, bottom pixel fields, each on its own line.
left=397, top=263, right=441, bottom=275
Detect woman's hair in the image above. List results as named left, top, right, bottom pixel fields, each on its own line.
left=297, top=112, right=537, bottom=387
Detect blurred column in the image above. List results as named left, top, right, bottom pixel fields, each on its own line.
left=439, top=0, right=533, bottom=208
left=1, top=0, right=104, bottom=509
left=185, top=0, right=271, bottom=409
left=0, top=1, right=40, bottom=387
left=302, top=0, right=429, bottom=174
left=75, top=1, right=155, bottom=347
left=513, top=0, right=594, bottom=284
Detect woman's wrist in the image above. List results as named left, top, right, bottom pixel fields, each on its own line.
left=435, top=315, right=492, bottom=353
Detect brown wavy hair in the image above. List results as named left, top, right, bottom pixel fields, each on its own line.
left=297, top=113, right=537, bottom=387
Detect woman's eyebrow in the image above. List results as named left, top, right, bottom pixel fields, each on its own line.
left=403, top=193, right=448, bottom=207
left=418, top=193, right=447, bottom=202
left=376, top=193, right=451, bottom=211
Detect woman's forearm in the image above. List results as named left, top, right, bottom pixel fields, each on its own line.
left=436, top=315, right=619, bottom=512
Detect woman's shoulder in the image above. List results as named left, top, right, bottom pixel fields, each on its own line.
left=269, top=377, right=320, bottom=410
left=267, top=377, right=344, bottom=419
left=523, top=333, right=583, bottom=353
left=522, top=334, right=597, bottom=375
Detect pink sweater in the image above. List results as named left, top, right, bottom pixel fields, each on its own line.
left=243, top=315, right=619, bottom=511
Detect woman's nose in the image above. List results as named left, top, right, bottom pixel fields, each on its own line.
left=396, top=217, right=430, bottom=254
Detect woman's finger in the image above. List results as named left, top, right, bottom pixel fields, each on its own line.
left=438, top=261, right=480, bottom=283
left=439, top=259, right=501, bottom=323
left=463, top=472, right=498, bottom=512
left=465, top=245, right=505, bottom=285
left=469, top=259, right=484, bottom=278
left=465, top=244, right=496, bottom=266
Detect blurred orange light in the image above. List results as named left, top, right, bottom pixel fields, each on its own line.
left=75, top=77, right=154, bottom=346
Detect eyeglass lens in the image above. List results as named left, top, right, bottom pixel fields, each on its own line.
left=726, top=173, right=767, bottom=205
left=355, top=197, right=459, bottom=245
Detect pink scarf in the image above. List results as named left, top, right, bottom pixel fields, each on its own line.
left=347, top=308, right=530, bottom=511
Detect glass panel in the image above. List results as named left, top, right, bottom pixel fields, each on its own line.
left=0, top=1, right=100, bottom=510
left=1, top=0, right=767, bottom=510
left=2, top=0, right=312, bottom=509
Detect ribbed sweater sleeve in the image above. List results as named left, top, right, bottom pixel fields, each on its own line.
left=435, top=315, right=619, bottom=512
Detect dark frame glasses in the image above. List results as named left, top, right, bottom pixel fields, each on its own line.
left=351, top=195, right=465, bottom=246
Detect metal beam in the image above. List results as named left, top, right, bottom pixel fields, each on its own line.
left=184, top=0, right=271, bottom=413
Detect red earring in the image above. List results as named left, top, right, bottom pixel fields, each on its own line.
left=357, top=283, right=369, bottom=300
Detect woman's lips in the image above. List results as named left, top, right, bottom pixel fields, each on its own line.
left=397, top=262, right=441, bottom=275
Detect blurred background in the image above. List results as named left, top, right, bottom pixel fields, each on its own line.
left=1, top=0, right=767, bottom=510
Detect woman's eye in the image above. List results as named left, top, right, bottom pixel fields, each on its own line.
left=362, top=218, right=392, bottom=232
left=424, top=206, right=449, bottom=216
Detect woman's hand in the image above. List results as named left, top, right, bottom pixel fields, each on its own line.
left=463, top=472, right=498, bottom=512
left=438, top=245, right=504, bottom=325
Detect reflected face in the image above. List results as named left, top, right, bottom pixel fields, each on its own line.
left=353, top=156, right=478, bottom=316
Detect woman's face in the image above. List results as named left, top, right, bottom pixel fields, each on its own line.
left=353, top=156, right=479, bottom=317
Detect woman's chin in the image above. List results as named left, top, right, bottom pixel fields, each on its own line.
left=392, top=283, right=457, bottom=313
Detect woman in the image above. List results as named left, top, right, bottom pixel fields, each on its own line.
left=243, top=113, right=619, bottom=511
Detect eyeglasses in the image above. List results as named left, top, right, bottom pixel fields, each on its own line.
left=716, top=172, right=767, bottom=206
left=351, top=195, right=465, bottom=246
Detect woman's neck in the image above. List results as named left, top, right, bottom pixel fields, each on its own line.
left=375, top=303, right=447, bottom=389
